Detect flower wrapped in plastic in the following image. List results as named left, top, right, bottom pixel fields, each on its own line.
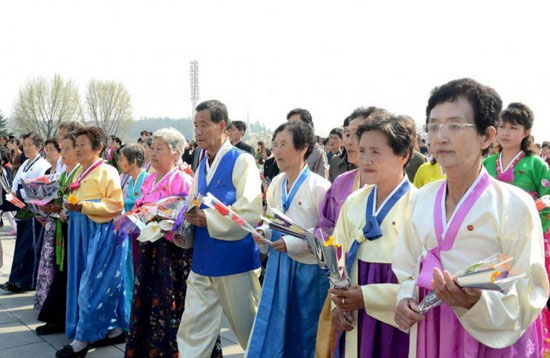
left=416, top=253, right=525, bottom=314
left=115, top=195, right=191, bottom=245
left=21, top=174, right=61, bottom=206
left=199, top=192, right=268, bottom=243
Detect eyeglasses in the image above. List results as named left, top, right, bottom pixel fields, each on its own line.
left=424, top=122, right=476, bottom=134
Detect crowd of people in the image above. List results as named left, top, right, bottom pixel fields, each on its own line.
left=0, top=77, right=549, bottom=358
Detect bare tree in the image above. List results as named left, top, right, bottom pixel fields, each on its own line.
left=84, top=79, right=132, bottom=136
left=13, top=74, right=81, bottom=137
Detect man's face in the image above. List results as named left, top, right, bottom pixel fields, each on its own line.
left=229, top=125, right=243, bottom=144
left=328, top=134, right=343, bottom=152
left=194, top=109, right=225, bottom=151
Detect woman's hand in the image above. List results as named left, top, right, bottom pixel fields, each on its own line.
left=330, top=286, right=365, bottom=312
left=270, top=239, right=287, bottom=252
left=395, top=298, right=424, bottom=330
left=59, top=211, right=68, bottom=223
left=252, top=229, right=266, bottom=245
left=35, top=216, right=47, bottom=226
left=332, top=307, right=353, bottom=331
left=39, top=203, right=62, bottom=215
left=186, top=207, right=207, bottom=227
left=64, top=202, right=82, bottom=213
left=432, top=268, right=481, bottom=309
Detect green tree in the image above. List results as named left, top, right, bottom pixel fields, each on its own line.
left=84, top=79, right=132, bottom=136
left=13, top=74, right=82, bottom=137
left=0, top=112, right=9, bottom=136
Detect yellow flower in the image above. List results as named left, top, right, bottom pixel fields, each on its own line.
left=544, top=350, right=550, bottom=358
left=68, top=194, right=79, bottom=205
left=490, top=271, right=500, bottom=283
left=192, top=200, right=201, bottom=207
left=324, top=235, right=335, bottom=247
left=323, top=236, right=342, bottom=248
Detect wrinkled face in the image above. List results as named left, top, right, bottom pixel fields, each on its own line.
left=497, top=120, right=529, bottom=152
left=118, top=153, right=132, bottom=174
left=329, top=134, right=343, bottom=152
left=194, top=109, right=226, bottom=151
left=23, top=137, right=40, bottom=159
left=44, top=143, right=60, bottom=164
left=344, top=117, right=364, bottom=166
left=75, top=135, right=102, bottom=166
left=427, top=97, right=493, bottom=170
left=229, top=125, right=243, bottom=143
left=272, top=129, right=307, bottom=173
left=141, top=142, right=152, bottom=161
left=57, top=127, right=69, bottom=147
left=151, top=137, right=178, bottom=173
left=61, top=139, right=78, bottom=167
left=358, top=130, right=407, bottom=186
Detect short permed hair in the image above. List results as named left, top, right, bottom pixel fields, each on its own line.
left=120, top=143, right=145, bottom=168
left=62, top=132, right=78, bottom=147
left=45, top=138, right=61, bottom=152
left=195, top=100, right=229, bottom=124
left=75, top=126, right=107, bottom=151
left=59, top=121, right=84, bottom=133
left=23, top=132, right=44, bottom=149
left=356, top=113, right=416, bottom=167
left=349, top=106, right=382, bottom=121
left=153, top=127, right=187, bottom=157
left=426, top=78, right=502, bottom=135
left=273, top=120, right=315, bottom=159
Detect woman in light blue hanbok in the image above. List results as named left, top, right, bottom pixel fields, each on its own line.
left=247, top=120, right=331, bottom=358
left=57, top=127, right=129, bottom=358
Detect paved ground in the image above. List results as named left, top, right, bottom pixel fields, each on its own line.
left=0, top=223, right=244, bottom=358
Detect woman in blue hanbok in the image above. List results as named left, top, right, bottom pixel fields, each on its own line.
left=57, top=126, right=129, bottom=358
left=246, top=120, right=331, bottom=358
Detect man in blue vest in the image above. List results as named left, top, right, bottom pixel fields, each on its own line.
left=177, top=100, right=263, bottom=357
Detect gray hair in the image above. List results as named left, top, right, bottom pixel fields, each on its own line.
left=59, top=120, right=84, bottom=132
left=153, top=127, right=187, bottom=157
left=120, top=143, right=145, bottom=168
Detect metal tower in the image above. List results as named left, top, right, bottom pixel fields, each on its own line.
left=190, top=60, right=199, bottom=119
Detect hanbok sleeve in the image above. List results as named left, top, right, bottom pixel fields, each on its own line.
left=453, top=201, right=549, bottom=348
left=391, top=193, right=423, bottom=305
left=284, top=177, right=330, bottom=264
left=315, top=184, right=337, bottom=233
left=81, top=169, right=124, bottom=223
left=203, top=153, right=262, bottom=241
left=532, top=157, right=550, bottom=233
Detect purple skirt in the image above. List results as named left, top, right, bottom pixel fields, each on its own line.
left=417, top=287, right=542, bottom=358
left=338, top=260, right=409, bottom=358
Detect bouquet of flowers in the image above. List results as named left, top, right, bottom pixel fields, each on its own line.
left=261, top=208, right=309, bottom=240
left=200, top=193, right=268, bottom=243
left=21, top=174, right=61, bottom=206
left=115, top=195, right=191, bottom=245
left=416, top=253, right=524, bottom=314
left=261, top=209, right=350, bottom=288
left=314, top=227, right=350, bottom=289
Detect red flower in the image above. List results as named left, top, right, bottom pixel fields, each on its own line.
left=214, top=203, right=230, bottom=216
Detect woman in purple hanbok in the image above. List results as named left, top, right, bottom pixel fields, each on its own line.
left=330, top=114, right=416, bottom=358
